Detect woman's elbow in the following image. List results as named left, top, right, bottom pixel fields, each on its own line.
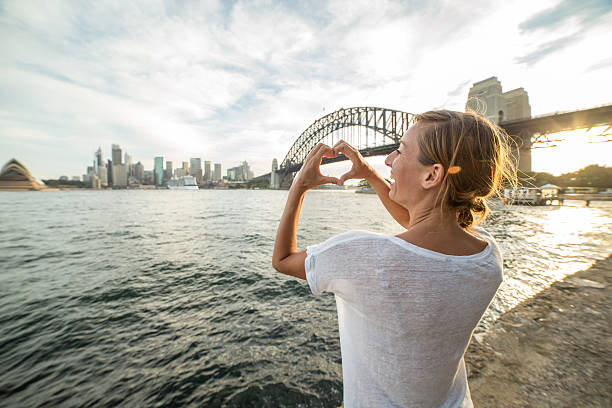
left=271, top=256, right=282, bottom=273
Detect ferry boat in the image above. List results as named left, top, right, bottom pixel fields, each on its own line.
left=355, top=186, right=375, bottom=194
left=167, top=176, right=199, bottom=190
left=503, top=184, right=561, bottom=205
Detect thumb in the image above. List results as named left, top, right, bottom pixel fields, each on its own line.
left=338, top=169, right=356, bottom=186
left=320, top=175, right=340, bottom=185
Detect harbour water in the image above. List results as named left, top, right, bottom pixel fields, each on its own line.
left=1, top=190, right=610, bottom=407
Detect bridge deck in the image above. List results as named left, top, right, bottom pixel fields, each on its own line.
left=500, top=104, right=612, bottom=135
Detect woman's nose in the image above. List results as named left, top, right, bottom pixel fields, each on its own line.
left=384, top=151, right=395, bottom=167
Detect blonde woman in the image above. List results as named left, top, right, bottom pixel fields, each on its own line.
left=272, top=110, right=515, bottom=407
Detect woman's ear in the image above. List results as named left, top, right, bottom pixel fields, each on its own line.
left=422, top=164, right=445, bottom=189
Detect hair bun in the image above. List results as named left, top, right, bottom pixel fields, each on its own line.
left=471, top=197, right=486, bottom=213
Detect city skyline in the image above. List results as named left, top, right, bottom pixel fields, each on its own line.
left=1, top=1, right=612, bottom=179
left=78, top=143, right=252, bottom=187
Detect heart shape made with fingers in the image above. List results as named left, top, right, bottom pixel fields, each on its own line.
left=319, top=159, right=353, bottom=185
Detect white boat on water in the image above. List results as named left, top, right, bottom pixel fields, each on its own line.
left=503, top=185, right=561, bottom=205
left=167, top=176, right=199, bottom=190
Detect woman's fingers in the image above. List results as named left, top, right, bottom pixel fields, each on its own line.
left=306, top=143, right=333, bottom=162
left=338, top=168, right=356, bottom=186
left=332, top=140, right=358, bottom=159
left=320, top=175, right=340, bottom=185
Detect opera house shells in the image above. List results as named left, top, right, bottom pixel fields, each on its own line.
left=0, top=158, right=49, bottom=191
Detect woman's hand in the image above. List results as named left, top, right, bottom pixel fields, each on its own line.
left=332, top=140, right=374, bottom=185
left=292, top=143, right=339, bottom=192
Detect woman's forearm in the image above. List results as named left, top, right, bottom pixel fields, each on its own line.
left=365, top=171, right=411, bottom=228
left=272, top=143, right=337, bottom=279
left=272, top=185, right=306, bottom=270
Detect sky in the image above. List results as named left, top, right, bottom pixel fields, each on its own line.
left=1, top=0, right=611, bottom=180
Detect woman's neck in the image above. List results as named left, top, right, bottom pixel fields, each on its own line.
left=406, top=205, right=459, bottom=233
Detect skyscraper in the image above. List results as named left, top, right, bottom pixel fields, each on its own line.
left=182, top=161, right=189, bottom=175
left=214, top=163, right=222, bottom=181
left=204, top=161, right=211, bottom=181
left=189, top=158, right=201, bottom=175
left=97, top=163, right=108, bottom=186
left=112, top=164, right=128, bottom=187
left=124, top=152, right=132, bottom=166
left=112, top=144, right=122, bottom=165
left=154, top=157, right=164, bottom=186
left=190, top=158, right=202, bottom=183
left=165, top=161, right=173, bottom=181
left=124, top=152, right=132, bottom=177
left=95, top=147, right=104, bottom=167
left=107, top=159, right=113, bottom=186
left=134, top=161, right=144, bottom=182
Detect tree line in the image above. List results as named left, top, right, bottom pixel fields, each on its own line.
left=520, top=165, right=612, bottom=189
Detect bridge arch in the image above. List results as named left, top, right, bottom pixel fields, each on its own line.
left=280, top=107, right=414, bottom=172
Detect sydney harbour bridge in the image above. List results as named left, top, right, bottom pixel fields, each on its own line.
left=255, top=104, right=612, bottom=189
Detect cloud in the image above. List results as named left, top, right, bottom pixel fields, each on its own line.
left=514, top=0, right=612, bottom=67
left=519, top=0, right=612, bottom=32
left=447, top=80, right=471, bottom=98
left=586, top=56, right=612, bottom=72
left=514, top=34, right=580, bottom=66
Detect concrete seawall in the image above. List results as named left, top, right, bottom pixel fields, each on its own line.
left=465, top=255, right=611, bottom=406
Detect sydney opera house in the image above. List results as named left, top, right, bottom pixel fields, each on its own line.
left=0, top=158, right=50, bottom=191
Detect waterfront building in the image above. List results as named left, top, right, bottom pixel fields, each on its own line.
left=90, top=174, right=101, bottom=189
left=226, top=161, right=250, bottom=181
left=112, top=144, right=122, bottom=165
left=112, top=164, right=128, bottom=187
left=243, top=161, right=251, bottom=180
left=174, top=168, right=186, bottom=178
left=133, top=161, right=144, bottom=182
left=97, top=164, right=108, bottom=186
left=124, top=153, right=132, bottom=176
left=128, top=175, right=140, bottom=186
left=214, top=163, right=222, bottom=181
left=190, top=158, right=202, bottom=184
left=0, top=158, right=48, bottom=190
left=154, top=157, right=164, bottom=186
left=271, top=158, right=279, bottom=189
left=204, top=161, right=211, bottom=181
left=144, top=170, right=154, bottom=185
left=107, top=159, right=113, bottom=186
left=182, top=161, right=189, bottom=175
left=465, top=77, right=531, bottom=124
left=124, top=152, right=132, bottom=167
left=165, top=161, right=173, bottom=181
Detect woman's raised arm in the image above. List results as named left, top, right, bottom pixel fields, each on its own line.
left=332, top=140, right=411, bottom=229
left=272, top=144, right=338, bottom=279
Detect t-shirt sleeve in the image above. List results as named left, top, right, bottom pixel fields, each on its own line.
left=472, top=226, right=504, bottom=279
left=304, top=230, right=373, bottom=296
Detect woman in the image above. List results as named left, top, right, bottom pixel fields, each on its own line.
left=272, top=110, right=515, bottom=407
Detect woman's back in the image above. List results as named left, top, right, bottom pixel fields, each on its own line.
left=305, top=229, right=503, bottom=407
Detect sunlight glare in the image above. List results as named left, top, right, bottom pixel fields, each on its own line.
left=530, top=126, right=611, bottom=175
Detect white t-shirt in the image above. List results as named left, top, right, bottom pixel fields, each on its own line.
left=305, top=228, right=503, bottom=408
